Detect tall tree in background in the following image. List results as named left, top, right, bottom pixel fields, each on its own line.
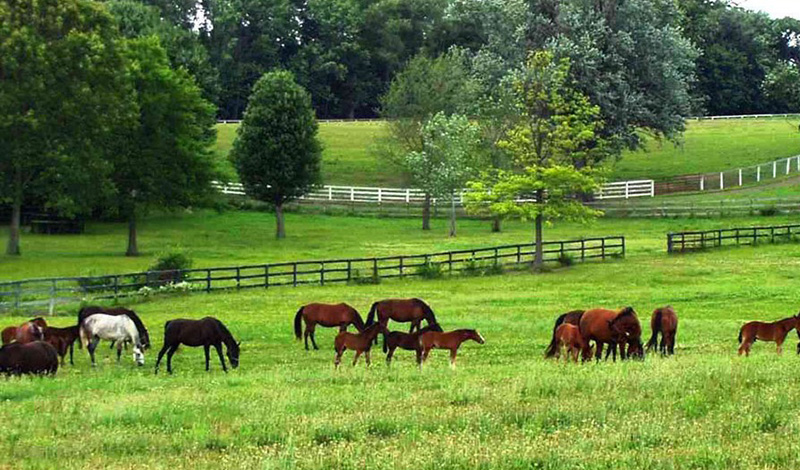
left=110, top=37, right=217, bottom=256
left=231, top=70, right=321, bottom=239
left=0, top=0, right=130, bottom=255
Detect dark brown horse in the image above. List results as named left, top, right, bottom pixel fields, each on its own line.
left=554, top=323, right=592, bottom=363
left=1, top=318, right=47, bottom=345
left=294, top=303, right=365, bottom=350
left=738, top=314, right=800, bottom=356
left=645, top=306, right=678, bottom=356
left=544, top=310, right=584, bottom=358
left=43, top=325, right=80, bottom=365
left=418, top=329, right=485, bottom=369
left=383, top=323, right=443, bottom=365
left=365, top=298, right=438, bottom=336
left=579, top=307, right=643, bottom=362
left=78, top=306, right=150, bottom=349
left=154, top=317, right=240, bottom=374
left=0, top=341, right=59, bottom=375
left=334, top=322, right=388, bottom=368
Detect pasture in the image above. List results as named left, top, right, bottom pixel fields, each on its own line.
left=3, top=238, right=800, bottom=468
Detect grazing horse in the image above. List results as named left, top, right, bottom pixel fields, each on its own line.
left=2, top=318, right=47, bottom=345
left=0, top=341, right=59, bottom=376
left=738, top=313, right=800, bottom=356
left=365, top=299, right=438, bottom=337
left=554, top=323, right=592, bottom=363
left=418, top=329, right=485, bottom=369
left=580, top=307, right=643, bottom=362
left=43, top=325, right=80, bottom=365
left=80, top=314, right=145, bottom=367
left=155, top=317, right=240, bottom=374
left=294, top=303, right=365, bottom=351
left=645, top=306, right=678, bottom=356
left=383, top=323, right=443, bottom=365
left=78, top=306, right=150, bottom=350
left=544, top=310, right=584, bottom=358
left=334, top=322, right=388, bottom=368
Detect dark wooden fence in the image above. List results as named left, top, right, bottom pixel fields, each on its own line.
left=667, top=224, right=800, bottom=253
left=0, top=236, right=624, bottom=313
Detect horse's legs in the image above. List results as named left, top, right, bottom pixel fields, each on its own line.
left=449, top=349, right=457, bottom=369
left=619, top=343, right=627, bottom=361
left=204, top=345, right=211, bottom=371
left=335, top=348, right=344, bottom=369
left=116, top=342, right=123, bottom=362
left=352, top=350, right=362, bottom=366
left=365, top=350, right=371, bottom=367
left=309, top=326, right=319, bottom=351
left=386, top=346, right=395, bottom=366
left=594, top=342, right=604, bottom=362
left=303, top=323, right=312, bottom=351
left=214, top=343, right=228, bottom=372
left=777, top=337, right=785, bottom=355
left=88, top=337, right=100, bottom=366
left=154, top=344, right=170, bottom=374
left=669, top=332, right=676, bottom=355
left=166, top=344, right=179, bottom=374
left=69, top=341, right=74, bottom=365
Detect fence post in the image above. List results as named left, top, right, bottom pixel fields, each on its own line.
left=373, top=258, right=378, bottom=280
left=650, top=181, right=655, bottom=197
left=757, top=165, right=761, bottom=182
left=264, top=266, right=269, bottom=288
left=399, top=257, right=404, bottom=278
left=328, top=186, right=333, bottom=200
left=293, top=264, right=298, bottom=287
left=739, top=168, right=742, bottom=186
left=448, top=252, right=453, bottom=273
left=377, top=188, right=382, bottom=204
left=559, top=242, right=565, bottom=261
left=517, top=245, right=521, bottom=264
left=700, top=176, right=704, bottom=191
left=601, top=238, right=606, bottom=259
left=667, top=234, right=673, bottom=254
left=347, top=260, right=352, bottom=282
left=350, top=187, right=354, bottom=202
left=206, top=269, right=212, bottom=292
left=787, top=158, right=791, bottom=175
left=49, top=280, right=56, bottom=315
left=773, top=161, right=777, bottom=178
left=494, top=248, right=499, bottom=266
left=720, top=172, right=724, bottom=190
left=14, top=282, right=21, bottom=311
left=621, top=237, right=626, bottom=257
left=718, top=229, right=722, bottom=247
left=113, top=275, right=119, bottom=297
left=624, top=181, right=630, bottom=199
left=236, top=267, right=241, bottom=289
left=581, top=239, right=586, bottom=261
left=320, top=262, right=325, bottom=286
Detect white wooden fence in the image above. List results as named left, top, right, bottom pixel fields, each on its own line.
left=213, top=179, right=655, bottom=204
left=688, top=113, right=800, bottom=121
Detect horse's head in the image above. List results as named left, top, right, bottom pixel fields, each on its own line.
left=31, top=317, right=47, bottom=328
left=581, top=343, right=595, bottom=362
left=228, top=341, right=241, bottom=369
left=469, top=330, right=485, bottom=344
left=132, top=343, right=145, bottom=367
left=626, top=338, right=645, bottom=360
left=29, top=323, right=45, bottom=341
left=423, top=322, right=443, bottom=333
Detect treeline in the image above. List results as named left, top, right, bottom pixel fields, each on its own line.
left=115, top=0, right=800, bottom=119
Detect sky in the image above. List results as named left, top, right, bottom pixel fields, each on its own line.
left=736, top=0, right=800, bottom=19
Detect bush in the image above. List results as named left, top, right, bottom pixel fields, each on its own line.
left=417, top=261, right=443, bottom=279
left=483, top=262, right=504, bottom=276
left=462, top=258, right=481, bottom=277
left=759, top=206, right=779, bottom=216
left=557, top=253, right=575, bottom=267
left=349, top=268, right=380, bottom=285
left=148, top=251, right=193, bottom=285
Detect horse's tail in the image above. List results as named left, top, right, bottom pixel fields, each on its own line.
left=544, top=313, right=568, bottom=358
left=366, top=302, right=378, bottom=326
left=294, top=307, right=304, bottom=340
left=738, top=325, right=744, bottom=344
left=646, top=310, right=662, bottom=352
left=79, top=322, right=90, bottom=350
left=415, top=299, right=436, bottom=324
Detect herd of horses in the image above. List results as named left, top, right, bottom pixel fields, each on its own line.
left=2, top=298, right=799, bottom=375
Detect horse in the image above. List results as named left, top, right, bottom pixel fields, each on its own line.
left=738, top=313, right=800, bottom=356
left=418, top=329, right=485, bottom=369
left=579, top=307, right=643, bottom=362
left=0, top=341, right=59, bottom=376
left=544, top=310, right=584, bottom=358
left=334, top=322, right=388, bottom=368
left=2, top=317, right=47, bottom=345
left=80, top=314, right=145, bottom=367
left=365, top=298, right=438, bottom=338
left=293, top=303, right=365, bottom=350
left=383, top=323, right=443, bottom=365
left=154, top=317, right=240, bottom=374
left=645, top=306, right=678, bottom=356
left=43, top=325, right=80, bottom=365
left=78, top=306, right=150, bottom=350
left=554, top=323, right=592, bottom=363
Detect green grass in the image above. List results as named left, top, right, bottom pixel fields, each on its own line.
left=4, top=229, right=800, bottom=468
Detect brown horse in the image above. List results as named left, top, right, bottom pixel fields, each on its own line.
left=155, top=317, right=240, bottom=374
left=383, top=323, right=443, bottom=365
left=554, top=323, right=592, bottom=363
left=645, top=306, right=678, bottom=356
left=544, top=310, right=584, bottom=358
left=580, top=307, right=643, bottom=362
left=366, top=299, right=438, bottom=337
left=0, top=341, right=59, bottom=376
left=738, top=313, right=800, bottom=356
left=334, top=322, right=388, bottom=368
left=43, top=325, right=81, bottom=365
left=294, top=303, right=365, bottom=350
left=418, top=329, right=485, bottom=369
left=1, top=318, right=47, bottom=345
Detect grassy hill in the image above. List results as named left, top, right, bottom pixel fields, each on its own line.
left=214, top=117, right=800, bottom=186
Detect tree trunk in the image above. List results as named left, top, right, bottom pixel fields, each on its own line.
left=5, top=198, right=21, bottom=256
left=422, top=193, right=431, bottom=231
left=449, top=192, right=456, bottom=237
left=275, top=203, right=286, bottom=239
left=491, top=216, right=501, bottom=233
left=126, top=212, right=139, bottom=257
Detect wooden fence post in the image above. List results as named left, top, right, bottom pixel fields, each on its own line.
left=373, top=258, right=378, bottom=279
left=293, top=264, right=298, bottom=287
left=757, top=165, right=761, bottom=182
left=601, top=238, right=606, bottom=259
left=265, top=266, right=269, bottom=288
left=48, top=280, right=56, bottom=315
left=236, top=267, right=241, bottom=289
left=206, top=269, right=212, bottom=292
left=320, top=262, right=325, bottom=286
left=581, top=239, right=586, bottom=261
left=399, top=257, right=404, bottom=278
left=347, top=260, right=352, bottom=282
left=448, top=252, right=453, bottom=273
left=517, top=245, right=521, bottom=264
left=621, top=237, right=626, bottom=257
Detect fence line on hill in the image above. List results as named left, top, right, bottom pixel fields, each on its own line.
left=687, top=113, right=800, bottom=121
left=590, top=196, right=800, bottom=218
left=0, top=236, right=625, bottom=314
left=667, top=224, right=800, bottom=253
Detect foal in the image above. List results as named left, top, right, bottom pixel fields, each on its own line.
left=554, top=323, right=591, bottom=363
left=418, top=329, right=485, bottom=369
left=43, top=325, right=80, bottom=365
left=383, top=323, right=443, bottom=365
left=334, top=322, right=387, bottom=368
left=738, top=313, right=800, bottom=356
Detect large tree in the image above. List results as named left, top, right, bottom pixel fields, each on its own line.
left=109, top=36, right=217, bottom=256
left=0, top=0, right=131, bottom=255
left=231, top=70, right=321, bottom=239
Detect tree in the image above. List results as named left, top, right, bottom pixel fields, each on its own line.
left=0, top=0, right=131, bottom=255
left=231, top=70, right=321, bottom=239
left=405, top=113, right=483, bottom=237
left=109, top=36, right=217, bottom=256
left=464, top=51, right=605, bottom=269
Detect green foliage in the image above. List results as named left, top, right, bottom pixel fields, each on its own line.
left=557, top=253, right=574, bottom=267
left=149, top=252, right=193, bottom=273
left=348, top=268, right=381, bottom=285
left=416, top=260, right=443, bottom=279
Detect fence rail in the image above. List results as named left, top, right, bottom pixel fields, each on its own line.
left=688, top=113, right=800, bottom=121
left=0, top=237, right=625, bottom=313
left=656, top=155, right=800, bottom=195
left=591, top=196, right=800, bottom=218
left=667, top=224, right=800, bottom=253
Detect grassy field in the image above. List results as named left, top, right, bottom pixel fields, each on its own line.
left=4, top=228, right=800, bottom=468
left=214, top=118, right=800, bottom=185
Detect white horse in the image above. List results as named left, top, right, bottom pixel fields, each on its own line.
left=80, top=314, right=145, bottom=366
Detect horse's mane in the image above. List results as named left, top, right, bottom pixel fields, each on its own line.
left=209, top=318, right=237, bottom=349
left=614, top=307, right=636, bottom=321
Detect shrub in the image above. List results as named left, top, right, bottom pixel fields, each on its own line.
left=349, top=268, right=380, bottom=285
left=759, top=206, right=779, bottom=216
left=483, top=262, right=504, bottom=276
left=417, top=261, right=443, bottom=279
left=148, top=251, right=193, bottom=285
left=557, top=253, right=575, bottom=267
left=462, top=258, right=481, bottom=277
